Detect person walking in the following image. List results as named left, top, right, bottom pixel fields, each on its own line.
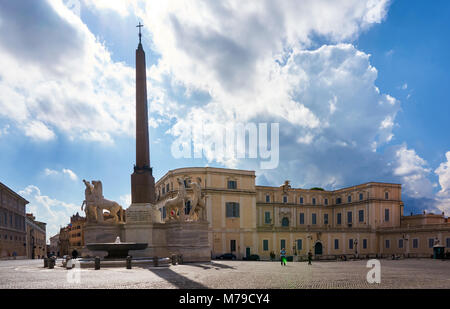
left=308, top=251, right=313, bottom=265
left=280, top=248, right=287, bottom=266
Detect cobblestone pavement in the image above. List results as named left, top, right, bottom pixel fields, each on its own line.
left=0, top=258, right=449, bottom=289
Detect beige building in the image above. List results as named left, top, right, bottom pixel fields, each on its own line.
left=0, top=182, right=28, bottom=258
left=156, top=167, right=450, bottom=260
left=68, top=213, right=85, bottom=253
left=25, top=213, right=47, bottom=259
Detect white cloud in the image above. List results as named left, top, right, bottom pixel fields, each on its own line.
left=24, top=121, right=56, bottom=141
left=435, top=152, right=450, bottom=213
left=0, top=0, right=135, bottom=143
left=43, top=167, right=78, bottom=181
left=120, top=194, right=131, bottom=207
left=19, top=185, right=79, bottom=241
left=44, top=168, right=59, bottom=176
left=62, top=168, right=78, bottom=181
left=392, top=144, right=433, bottom=198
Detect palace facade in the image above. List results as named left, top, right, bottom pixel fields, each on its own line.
left=156, top=167, right=450, bottom=260
left=0, top=182, right=28, bottom=258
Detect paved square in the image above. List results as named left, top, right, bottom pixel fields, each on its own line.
left=0, top=259, right=449, bottom=289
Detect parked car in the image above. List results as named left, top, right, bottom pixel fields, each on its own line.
left=216, top=253, right=236, bottom=260
left=243, top=254, right=260, bottom=261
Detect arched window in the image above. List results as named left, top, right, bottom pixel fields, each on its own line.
left=348, top=195, right=352, bottom=203
left=385, top=192, right=389, bottom=200
left=281, top=217, right=289, bottom=227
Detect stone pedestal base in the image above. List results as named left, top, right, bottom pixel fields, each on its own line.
left=82, top=224, right=124, bottom=258
left=165, top=220, right=210, bottom=262
left=124, top=222, right=169, bottom=257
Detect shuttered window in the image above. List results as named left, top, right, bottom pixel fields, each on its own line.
left=226, top=202, right=240, bottom=218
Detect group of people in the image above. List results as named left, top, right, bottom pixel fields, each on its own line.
left=279, top=248, right=313, bottom=266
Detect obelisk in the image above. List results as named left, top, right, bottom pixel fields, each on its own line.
left=131, top=22, right=156, bottom=204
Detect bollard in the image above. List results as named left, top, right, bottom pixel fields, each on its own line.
left=95, top=256, right=100, bottom=270
left=126, top=256, right=132, bottom=269
left=171, top=254, right=177, bottom=265
left=49, top=258, right=54, bottom=269
left=153, top=256, right=159, bottom=267
left=66, top=257, right=72, bottom=269
left=44, top=258, right=49, bottom=268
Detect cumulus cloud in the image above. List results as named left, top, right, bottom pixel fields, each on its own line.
left=44, top=167, right=78, bottom=181
left=0, top=0, right=135, bottom=143
left=19, top=185, right=79, bottom=241
left=391, top=144, right=433, bottom=198
left=435, top=152, right=450, bottom=213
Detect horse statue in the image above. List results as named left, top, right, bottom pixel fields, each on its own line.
left=188, top=177, right=206, bottom=221
left=81, top=179, right=98, bottom=222
left=163, top=178, right=187, bottom=221
left=81, top=179, right=125, bottom=224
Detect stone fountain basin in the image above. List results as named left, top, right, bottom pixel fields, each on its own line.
left=87, top=243, right=148, bottom=259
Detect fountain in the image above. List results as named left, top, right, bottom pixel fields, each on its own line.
left=86, top=237, right=148, bottom=259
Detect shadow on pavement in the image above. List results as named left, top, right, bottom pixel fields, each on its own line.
left=147, top=267, right=207, bottom=289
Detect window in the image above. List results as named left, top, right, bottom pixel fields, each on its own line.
left=297, top=239, right=302, bottom=250
left=324, top=198, right=328, bottom=205
left=162, top=207, right=166, bottom=219
left=264, top=212, right=271, bottom=224
left=166, top=183, right=170, bottom=193
left=324, top=214, right=329, bottom=225
left=265, top=195, right=270, bottom=203
left=162, top=187, right=165, bottom=194
left=398, top=239, right=403, bottom=249
left=359, top=210, right=364, bottom=222
left=184, top=179, right=190, bottom=188
left=263, top=240, right=269, bottom=251
left=299, top=197, right=304, bottom=204
left=413, top=239, right=418, bottom=249
left=336, top=198, right=342, bottom=204
left=281, top=239, right=286, bottom=250
left=429, top=238, right=435, bottom=248
left=348, top=195, right=352, bottom=203
left=312, top=198, right=316, bottom=205
left=385, top=209, right=390, bottom=222
left=349, top=239, right=353, bottom=249
left=311, top=213, right=317, bottom=225
left=299, top=213, right=305, bottom=225
left=334, top=239, right=339, bottom=249
left=363, top=239, right=367, bottom=249
left=446, top=238, right=450, bottom=248
left=337, top=213, right=342, bottom=225
left=359, top=193, right=363, bottom=200
left=385, top=239, right=390, bottom=249
left=283, top=196, right=287, bottom=203
left=230, top=240, right=236, bottom=252
left=225, top=202, right=240, bottom=218
left=385, top=192, right=389, bottom=200
left=347, top=211, right=352, bottom=224
left=227, top=180, right=237, bottom=189
left=281, top=217, right=289, bottom=227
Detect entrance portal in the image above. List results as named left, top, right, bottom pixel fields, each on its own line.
left=314, top=242, right=323, bottom=255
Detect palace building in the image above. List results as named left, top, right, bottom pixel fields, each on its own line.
left=0, top=182, right=28, bottom=258
left=156, top=167, right=450, bottom=260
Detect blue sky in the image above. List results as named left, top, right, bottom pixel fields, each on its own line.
left=0, top=0, right=449, bottom=241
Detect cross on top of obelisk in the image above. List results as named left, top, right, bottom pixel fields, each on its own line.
left=136, top=22, right=143, bottom=44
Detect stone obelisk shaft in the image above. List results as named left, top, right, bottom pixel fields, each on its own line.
left=131, top=42, right=156, bottom=204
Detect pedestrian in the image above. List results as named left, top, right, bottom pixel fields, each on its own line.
left=280, top=248, right=287, bottom=266
left=308, top=251, right=312, bottom=265
left=72, top=249, right=78, bottom=259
